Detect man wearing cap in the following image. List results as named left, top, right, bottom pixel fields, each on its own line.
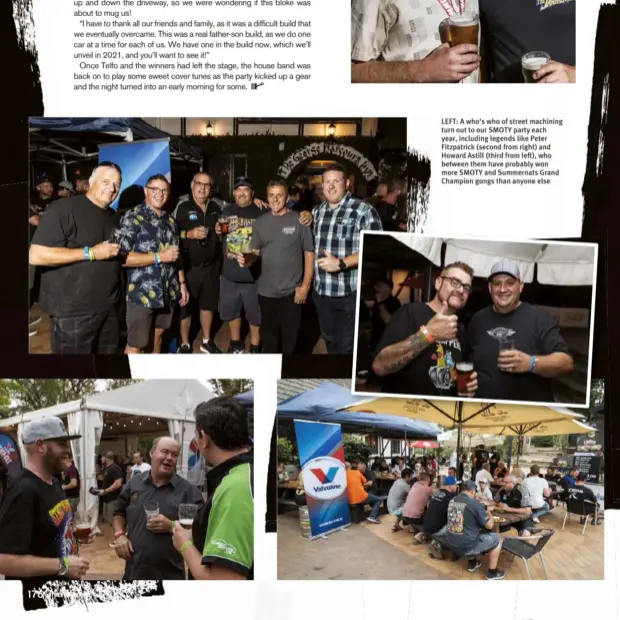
left=29, top=162, right=123, bottom=354
left=466, top=259, right=573, bottom=402
left=568, top=472, right=602, bottom=525
left=430, top=480, right=505, bottom=580
left=115, top=173, right=188, bottom=354
left=414, top=475, right=458, bottom=543
left=57, top=181, right=74, bottom=199
left=373, top=261, right=479, bottom=397
left=0, top=417, right=90, bottom=588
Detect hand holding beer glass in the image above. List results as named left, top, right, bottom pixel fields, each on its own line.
left=497, top=336, right=526, bottom=374
left=456, top=361, right=477, bottom=397
left=448, top=13, right=479, bottom=49
left=522, top=52, right=551, bottom=83
left=179, top=504, right=198, bottom=530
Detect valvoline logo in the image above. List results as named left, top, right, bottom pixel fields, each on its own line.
left=302, top=456, right=347, bottom=501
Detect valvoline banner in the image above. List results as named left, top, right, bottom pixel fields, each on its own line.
left=293, top=420, right=350, bottom=539
left=0, top=433, right=23, bottom=478
left=98, top=138, right=171, bottom=210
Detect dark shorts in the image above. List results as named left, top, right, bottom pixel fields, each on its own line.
left=50, top=308, right=119, bottom=354
left=219, top=277, right=261, bottom=326
left=180, top=263, right=220, bottom=318
left=126, top=303, right=173, bottom=349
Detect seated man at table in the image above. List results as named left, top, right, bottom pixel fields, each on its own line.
left=522, top=464, right=551, bottom=523
left=569, top=473, right=602, bottom=525
left=392, top=457, right=407, bottom=476
left=430, top=481, right=504, bottom=580
left=402, top=472, right=434, bottom=530
left=387, top=468, right=413, bottom=531
left=559, top=467, right=579, bottom=497
left=475, top=479, right=494, bottom=503
left=278, top=461, right=289, bottom=483
left=415, top=475, right=458, bottom=543
left=493, top=461, right=509, bottom=482
left=494, top=475, right=534, bottom=537
left=475, top=463, right=494, bottom=491
left=448, top=467, right=458, bottom=480
left=346, top=461, right=382, bottom=524
left=545, top=466, right=562, bottom=483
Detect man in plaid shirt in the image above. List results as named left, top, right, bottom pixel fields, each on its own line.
left=312, top=164, right=382, bottom=354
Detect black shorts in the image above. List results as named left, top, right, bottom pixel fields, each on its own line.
left=180, top=264, right=220, bottom=318
left=219, top=277, right=261, bottom=326
left=126, top=303, right=173, bottom=349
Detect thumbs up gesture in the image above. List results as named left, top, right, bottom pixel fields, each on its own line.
left=426, top=300, right=458, bottom=341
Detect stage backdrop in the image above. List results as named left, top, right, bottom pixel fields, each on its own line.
left=98, top=138, right=171, bottom=210
left=294, top=419, right=350, bottom=539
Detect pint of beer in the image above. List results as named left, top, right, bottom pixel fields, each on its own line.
left=521, top=52, right=551, bottom=83
left=448, top=13, right=479, bottom=48
left=456, top=362, right=474, bottom=397
left=179, top=504, right=198, bottom=530
left=179, top=519, right=194, bottom=530
left=75, top=524, right=92, bottom=544
left=439, top=18, right=452, bottom=45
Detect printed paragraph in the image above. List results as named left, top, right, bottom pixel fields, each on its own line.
left=440, top=118, right=563, bottom=187
left=72, top=0, right=313, bottom=91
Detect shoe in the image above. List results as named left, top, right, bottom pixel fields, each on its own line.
left=29, top=330, right=37, bottom=338
left=366, top=516, right=380, bottom=524
left=249, top=344, right=262, bottom=354
left=200, top=339, right=221, bottom=354
left=533, top=517, right=540, bottom=523
left=485, top=569, right=505, bottom=580
left=468, top=559, right=482, bottom=572
left=177, top=343, right=192, bottom=354
left=428, top=540, right=444, bottom=560
left=228, top=341, right=245, bottom=354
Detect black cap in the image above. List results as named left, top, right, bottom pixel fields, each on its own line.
left=35, top=174, right=52, bottom=185
left=234, top=176, right=253, bottom=190
left=577, top=472, right=587, bottom=482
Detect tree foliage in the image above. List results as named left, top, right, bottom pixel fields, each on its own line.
left=531, top=436, right=554, bottom=448
left=277, top=437, right=296, bottom=464
left=343, top=434, right=371, bottom=464
left=208, top=379, right=253, bottom=397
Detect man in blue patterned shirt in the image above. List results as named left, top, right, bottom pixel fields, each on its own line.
left=312, top=164, right=382, bottom=354
left=115, top=174, right=189, bottom=353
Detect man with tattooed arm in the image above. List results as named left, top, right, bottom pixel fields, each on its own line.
left=372, top=262, right=478, bottom=397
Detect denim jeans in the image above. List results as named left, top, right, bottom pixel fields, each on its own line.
left=312, top=290, right=357, bottom=354
left=532, top=502, right=550, bottom=520
left=364, top=492, right=382, bottom=519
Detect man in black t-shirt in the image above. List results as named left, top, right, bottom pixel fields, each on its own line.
left=568, top=473, right=602, bottom=525
left=29, top=162, right=123, bottom=354
left=415, top=476, right=458, bottom=543
left=60, top=456, right=80, bottom=516
left=493, top=475, right=534, bottom=537
left=373, top=261, right=479, bottom=397
left=370, top=276, right=401, bottom=353
left=0, top=417, right=89, bottom=594
left=96, top=451, right=124, bottom=524
left=479, top=0, right=575, bottom=83
left=375, top=179, right=408, bottom=232
left=466, top=259, right=573, bottom=403
left=488, top=450, right=501, bottom=477
left=471, top=445, right=490, bottom=481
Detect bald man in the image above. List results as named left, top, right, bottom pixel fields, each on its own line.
left=112, top=437, right=203, bottom=579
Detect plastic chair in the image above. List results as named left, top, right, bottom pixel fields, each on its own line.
left=563, top=496, right=600, bottom=535
left=501, top=529, right=555, bottom=579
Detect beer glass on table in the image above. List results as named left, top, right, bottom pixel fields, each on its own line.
left=522, top=52, right=551, bottom=83
left=179, top=504, right=198, bottom=530
left=456, top=362, right=474, bottom=397
left=448, top=12, right=479, bottom=49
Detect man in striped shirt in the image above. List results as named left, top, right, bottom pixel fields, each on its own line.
left=312, top=164, right=382, bottom=354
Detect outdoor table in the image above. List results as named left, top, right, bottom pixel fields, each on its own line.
left=489, top=508, right=530, bottom=533
left=278, top=480, right=298, bottom=511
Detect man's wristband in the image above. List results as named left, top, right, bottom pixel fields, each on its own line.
left=113, top=531, right=125, bottom=540
left=154, top=252, right=160, bottom=266
left=530, top=355, right=536, bottom=373
left=84, top=246, right=89, bottom=261
left=180, top=230, right=186, bottom=240
left=179, top=540, right=193, bottom=555
left=419, top=325, right=435, bottom=344
left=170, top=520, right=175, bottom=533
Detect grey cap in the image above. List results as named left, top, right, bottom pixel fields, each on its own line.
left=58, top=181, right=74, bottom=192
left=488, top=259, right=521, bottom=281
left=22, top=416, right=81, bottom=444
left=461, top=480, right=477, bottom=492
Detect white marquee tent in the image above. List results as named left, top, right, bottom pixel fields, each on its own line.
left=0, top=379, right=217, bottom=522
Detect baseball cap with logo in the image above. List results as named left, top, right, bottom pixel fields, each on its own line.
left=234, top=176, right=253, bottom=190
left=22, top=416, right=81, bottom=444
left=488, top=259, right=521, bottom=281
left=443, top=475, right=457, bottom=485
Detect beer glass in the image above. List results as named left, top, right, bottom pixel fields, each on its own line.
left=456, top=362, right=474, bottom=397
left=497, top=336, right=515, bottom=353
left=241, top=242, right=254, bottom=264
left=179, top=504, right=198, bottom=530
left=199, top=226, right=210, bottom=247
left=218, top=219, right=229, bottom=235
left=439, top=18, right=452, bottom=45
left=522, top=52, right=551, bottom=83
left=144, top=500, right=159, bottom=519
left=448, top=12, right=479, bottom=48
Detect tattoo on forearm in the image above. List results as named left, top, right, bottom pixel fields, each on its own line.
left=374, top=331, right=430, bottom=375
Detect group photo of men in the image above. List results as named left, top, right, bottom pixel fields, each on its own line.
left=354, top=233, right=597, bottom=406
left=28, top=117, right=410, bottom=355
left=351, top=0, right=576, bottom=83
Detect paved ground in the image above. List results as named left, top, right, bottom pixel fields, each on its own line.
left=277, top=510, right=448, bottom=581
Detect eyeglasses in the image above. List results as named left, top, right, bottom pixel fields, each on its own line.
left=146, top=186, right=169, bottom=196
left=439, top=276, right=472, bottom=294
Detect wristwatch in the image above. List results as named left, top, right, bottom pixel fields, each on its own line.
left=338, top=259, right=347, bottom=272
left=57, top=558, right=68, bottom=577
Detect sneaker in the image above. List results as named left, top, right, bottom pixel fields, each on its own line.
left=228, top=341, right=245, bottom=354
left=428, top=540, right=444, bottom=560
left=177, top=343, right=192, bottom=354
left=249, top=344, right=262, bottom=354
left=200, top=339, right=221, bottom=354
left=468, top=558, right=482, bottom=572
left=533, top=517, right=540, bottom=524
left=366, top=516, right=381, bottom=524
left=485, top=569, right=505, bottom=581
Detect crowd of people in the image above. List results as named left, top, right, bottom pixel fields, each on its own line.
left=351, top=0, right=576, bottom=83
left=366, top=258, right=574, bottom=403
left=0, top=397, right=254, bottom=584
left=28, top=162, right=411, bottom=355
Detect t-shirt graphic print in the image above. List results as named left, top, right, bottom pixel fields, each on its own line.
left=428, top=339, right=460, bottom=391
left=48, top=498, right=77, bottom=559
left=446, top=499, right=466, bottom=534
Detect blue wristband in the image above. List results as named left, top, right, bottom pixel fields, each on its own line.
left=154, top=252, right=159, bottom=266
left=530, top=355, right=536, bottom=373
left=84, top=246, right=89, bottom=261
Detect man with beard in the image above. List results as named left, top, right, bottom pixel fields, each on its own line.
left=172, top=397, right=254, bottom=579
left=175, top=172, right=224, bottom=354
left=112, top=437, right=203, bottom=580
left=115, top=174, right=188, bottom=354
left=29, top=162, right=122, bottom=353
left=241, top=178, right=314, bottom=354
left=479, top=0, right=575, bottom=83
left=373, top=262, right=479, bottom=397
left=466, top=259, right=573, bottom=402
left=0, top=417, right=89, bottom=589
left=312, top=164, right=383, bottom=354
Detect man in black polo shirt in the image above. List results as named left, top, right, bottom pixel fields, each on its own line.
left=494, top=474, right=534, bottom=537
left=29, top=162, right=122, bottom=354
left=97, top=451, right=123, bottom=525
left=480, top=0, right=575, bottom=83
left=112, top=437, right=203, bottom=579
left=373, top=261, right=479, bottom=397
left=175, top=172, right=223, bottom=354
left=173, top=397, right=253, bottom=579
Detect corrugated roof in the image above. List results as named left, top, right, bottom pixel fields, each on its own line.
left=277, top=379, right=352, bottom=403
